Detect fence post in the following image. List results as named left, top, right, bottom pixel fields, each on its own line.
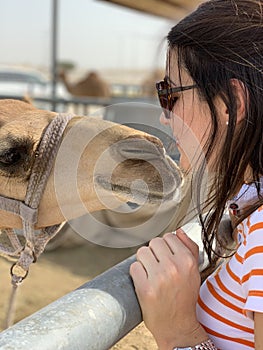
left=0, top=255, right=141, bottom=350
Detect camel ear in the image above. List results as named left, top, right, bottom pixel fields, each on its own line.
left=22, top=95, right=33, bottom=105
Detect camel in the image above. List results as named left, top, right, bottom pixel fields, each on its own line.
left=0, top=98, right=183, bottom=261
left=59, top=70, right=111, bottom=97
left=0, top=98, right=185, bottom=328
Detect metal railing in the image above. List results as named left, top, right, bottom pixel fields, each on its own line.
left=0, top=94, right=158, bottom=115
left=0, top=218, right=232, bottom=349
left=0, top=255, right=140, bottom=350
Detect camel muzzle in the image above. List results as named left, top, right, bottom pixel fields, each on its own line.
left=96, top=135, right=184, bottom=204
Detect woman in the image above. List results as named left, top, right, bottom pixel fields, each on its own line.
left=130, top=1, right=263, bottom=349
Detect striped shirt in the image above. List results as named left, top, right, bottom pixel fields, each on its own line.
left=197, top=184, right=263, bottom=349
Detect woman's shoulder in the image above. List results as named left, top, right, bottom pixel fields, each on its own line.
left=240, top=206, right=263, bottom=247
left=247, top=205, right=263, bottom=226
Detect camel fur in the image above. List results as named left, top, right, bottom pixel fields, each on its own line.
left=0, top=99, right=182, bottom=231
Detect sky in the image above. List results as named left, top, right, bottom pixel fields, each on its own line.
left=1, top=0, right=173, bottom=71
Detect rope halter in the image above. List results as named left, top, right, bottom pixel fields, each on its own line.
left=0, top=112, right=74, bottom=286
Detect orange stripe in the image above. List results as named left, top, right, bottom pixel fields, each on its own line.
left=239, top=222, right=247, bottom=246
left=242, top=269, right=263, bottom=283
left=249, top=222, right=263, bottom=234
left=248, top=290, right=263, bottom=297
left=198, top=297, right=253, bottom=334
left=226, top=262, right=241, bottom=284
left=245, top=246, right=263, bottom=259
left=214, top=274, right=246, bottom=303
left=202, top=324, right=254, bottom=348
left=235, top=252, right=244, bottom=264
left=206, top=280, right=243, bottom=314
left=247, top=215, right=251, bottom=229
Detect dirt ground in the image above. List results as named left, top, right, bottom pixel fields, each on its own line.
left=0, top=240, right=158, bottom=350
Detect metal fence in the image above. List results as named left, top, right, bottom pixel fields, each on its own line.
left=0, top=94, right=180, bottom=160
left=0, top=94, right=158, bottom=115
left=0, top=256, right=141, bottom=350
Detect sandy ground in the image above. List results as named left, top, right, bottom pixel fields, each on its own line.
left=0, top=240, right=158, bottom=349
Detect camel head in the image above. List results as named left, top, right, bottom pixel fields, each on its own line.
left=0, top=99, right=183, bottom=230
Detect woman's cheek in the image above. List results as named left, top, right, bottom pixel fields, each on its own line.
left=178, top=148, right=191, bottom=171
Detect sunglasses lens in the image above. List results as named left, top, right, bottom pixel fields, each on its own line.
left=158, top=95, right=171, bottom=119
left=156, top=80, right=173, bottom=119
left=156, top=80, right=196, bottom=119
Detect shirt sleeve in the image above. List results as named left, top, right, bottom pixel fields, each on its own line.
left=242, top=210, right=263, bottom=317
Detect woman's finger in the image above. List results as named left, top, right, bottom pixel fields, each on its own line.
left=148, top=237, right=174, bottom=262
left=135, top=245, right=159, bottom=275
left=176, top=229, right=199, bottom=261
left=130, top=260, right=148, bottom=291
left=163, top=230, right=199, bottom=262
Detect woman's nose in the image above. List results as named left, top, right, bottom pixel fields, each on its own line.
left=159, top=112, right=170, bottom=126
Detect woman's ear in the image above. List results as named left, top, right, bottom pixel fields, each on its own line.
left=230, top=78, right=247, bottom=124
left=214, top=94, right=230, bottom=126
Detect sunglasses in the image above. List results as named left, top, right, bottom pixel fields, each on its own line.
left=156, top=80, right=197, bottom=119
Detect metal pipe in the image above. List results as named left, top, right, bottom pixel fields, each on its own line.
left=0, top=218, right=232, bottom=349
left=51, top=0, right=58, bottom=111
left=0, top=255, right=142, bottom=350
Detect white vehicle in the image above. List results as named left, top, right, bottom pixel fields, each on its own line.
left=0, top=66, right=69, bottom=100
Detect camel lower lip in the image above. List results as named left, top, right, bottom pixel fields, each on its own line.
left=95, top=175, right=171, bottom=204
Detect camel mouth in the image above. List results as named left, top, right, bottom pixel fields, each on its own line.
left=95, top=173, right=182, bottom=205
left=95, top=175, right=166, bottom=204
left=95, top=156, right=183, bottom=205
left=94, top=135, right=184, bottom=205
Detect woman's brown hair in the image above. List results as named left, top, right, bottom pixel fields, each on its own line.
left=167, top=0, right=263, bottom=262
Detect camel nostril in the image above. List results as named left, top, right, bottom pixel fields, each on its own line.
left=111, top=137, right=165, bottom=162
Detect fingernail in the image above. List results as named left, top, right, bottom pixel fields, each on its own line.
left=176, top=228, right=186, bottom=235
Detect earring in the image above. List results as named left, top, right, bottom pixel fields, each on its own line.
left=226, top=121, right=229, bottom=125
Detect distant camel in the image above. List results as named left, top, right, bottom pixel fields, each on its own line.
left=59, top=70, right=111, bottom=97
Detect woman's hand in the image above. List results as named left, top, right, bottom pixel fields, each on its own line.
left=130, top=229, right=207, bottom=350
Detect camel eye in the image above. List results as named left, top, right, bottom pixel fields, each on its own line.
left=0, top=137, right=34, bottom=178
left=0, top=148, right=24, bottom=166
